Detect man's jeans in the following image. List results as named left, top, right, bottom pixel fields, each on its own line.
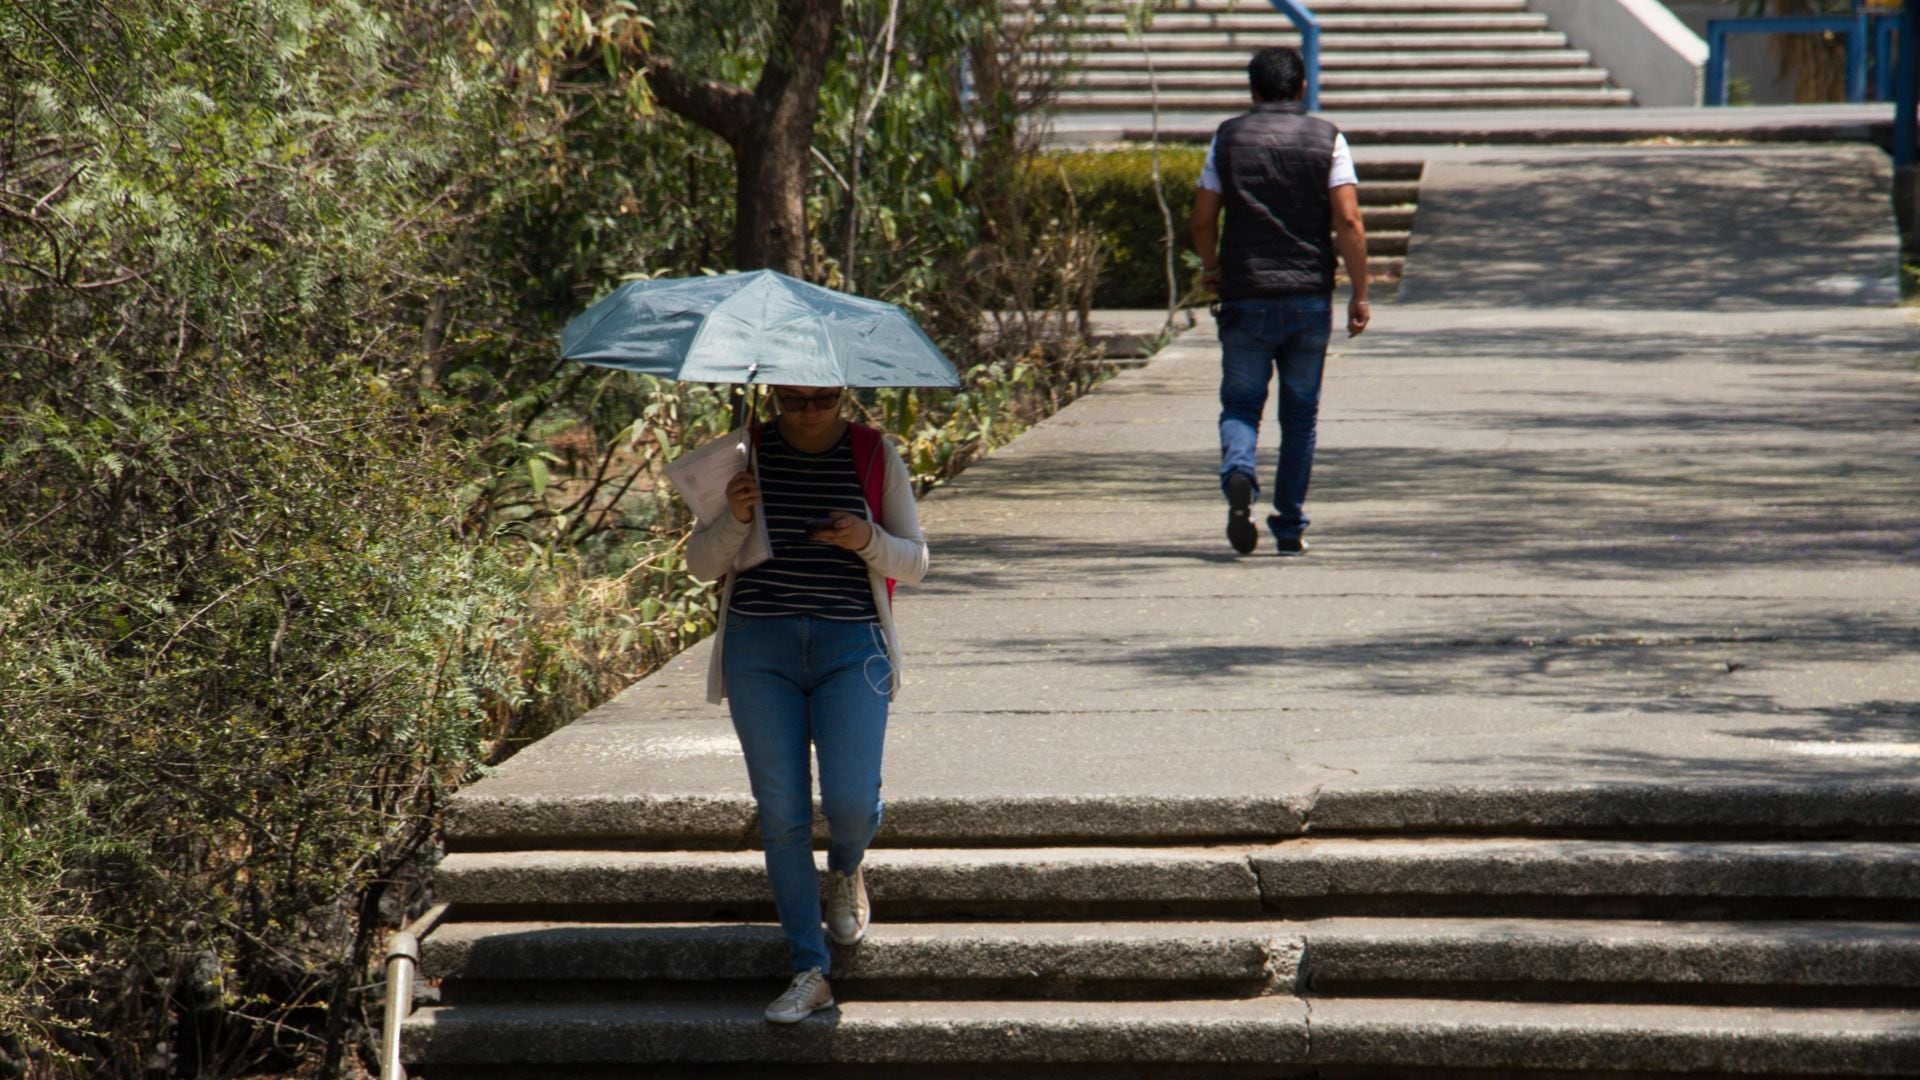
left=723, top=612, right=890, bottom=975
left=1216, top=294, right=1332, bottom=539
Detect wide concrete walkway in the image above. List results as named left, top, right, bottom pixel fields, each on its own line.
left=462, top=144, right=1919, bottom=837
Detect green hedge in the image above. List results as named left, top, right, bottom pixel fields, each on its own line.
left=1024, top=147, right=1208, bottom=309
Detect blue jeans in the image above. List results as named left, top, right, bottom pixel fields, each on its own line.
left=1216, top=294, right=1332, bottom=539
left=723, top=612, right=891, bottom=975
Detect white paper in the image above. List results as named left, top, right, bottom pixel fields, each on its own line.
left=664, top=428, right=747, bottom=523
left=663, top=427, right=770, bottom=573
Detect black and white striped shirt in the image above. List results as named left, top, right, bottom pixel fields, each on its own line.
left=729, top=425, right=878, bottom=622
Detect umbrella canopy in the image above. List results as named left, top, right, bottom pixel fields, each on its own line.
left=559, top=270, right=960, bottom=389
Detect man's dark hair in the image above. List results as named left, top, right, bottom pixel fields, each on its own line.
left=1248, top=47, right=1305, bottom=103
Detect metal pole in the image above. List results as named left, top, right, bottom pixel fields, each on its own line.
left=1705, top=23, right=1728, bottom=107
left=1899, top=0, right=1918, bottom=166
left=381, top=933, right=419, bottom=1080
left=1848, top=11, right=1871, bottom=102
left=1303, top=22, right=1321, bottom=112
left=379, top=904, right=448, bottom=1080
left=1267, top=3, right=1321, bottom=111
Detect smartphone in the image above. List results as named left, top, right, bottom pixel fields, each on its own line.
left=804, top=516, right=840, bottom=538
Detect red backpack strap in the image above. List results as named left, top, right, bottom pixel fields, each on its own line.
left=848, top=422, right=896, bottom=604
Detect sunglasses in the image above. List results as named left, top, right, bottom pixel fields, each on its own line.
left=775, top=388, right=843, bottom=412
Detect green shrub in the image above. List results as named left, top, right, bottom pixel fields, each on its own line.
left=0, top=2, right=1111, bottom=1075
left=1024, top=147, right=1208, bottom=309
left=0, top=363, right=516, bottom=1077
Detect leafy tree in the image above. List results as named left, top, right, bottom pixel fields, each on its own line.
left=586, top=0, right=846, bottom=274
left=0, top=2, right=1113, bottom=1075
left=0, top=1, right=523, bottom=1073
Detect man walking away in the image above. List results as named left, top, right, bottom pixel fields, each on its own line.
left=1192, top=46, right=1369, bottom=557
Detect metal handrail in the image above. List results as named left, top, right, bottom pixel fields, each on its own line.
left=380, top=903, right=449, bottom=1080
left=1897, top=1, right=1918, bottom=166
left=1266, top=0, right=1322, bottom=111
left=1703, top=12, right=1902, bottom=105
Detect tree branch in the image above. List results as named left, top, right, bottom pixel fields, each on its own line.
left=641, top=55, right=753, bottom=146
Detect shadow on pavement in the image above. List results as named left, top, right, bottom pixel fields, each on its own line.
left=1399, top=149, right=1898, bottom=310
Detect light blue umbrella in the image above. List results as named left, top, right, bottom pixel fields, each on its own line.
left=559, top=270, right=960, bottom=389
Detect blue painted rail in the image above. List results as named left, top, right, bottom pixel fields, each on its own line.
left=1698, top=0, right=1918, bottom=167
left=1899, top=1, right=1919, bottom=165
left=1704, top=7, right=1903, bottom=106
left=1268, top=0, right=1321, bottom=111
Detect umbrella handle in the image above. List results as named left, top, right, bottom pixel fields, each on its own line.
left=730, top=364, right=762, bottom=431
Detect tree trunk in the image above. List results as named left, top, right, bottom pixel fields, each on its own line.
left=733, top=0, right=840, bottom=271
left=733, top=117, right=813, bottom=274
left=642, top=0, right=841, bottom=275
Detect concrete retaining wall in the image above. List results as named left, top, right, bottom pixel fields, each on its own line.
left=1529, top=0, right=1709, bottom=107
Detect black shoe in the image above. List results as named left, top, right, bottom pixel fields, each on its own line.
left=1225, top=473, right=1257, bottom=554
left=1269, top=516, right=1309, bottom=556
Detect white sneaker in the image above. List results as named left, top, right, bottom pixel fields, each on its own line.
left=825, top=866, right=870, bottom=946
left=764, top=967, right=833, bottom=1024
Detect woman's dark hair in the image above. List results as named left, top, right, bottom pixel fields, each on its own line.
left=1248, top=47, right=1305, bottom=103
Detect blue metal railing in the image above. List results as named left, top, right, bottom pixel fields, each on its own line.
left=1722, top=2, right=1920, bottom=167
left=1874, top=10, right=1900, bottom=100
left=1267, top=0, right=1322, bottom=111
left=1704, top=6, right=1904, bottom=106
left=1705, top=14, right=1869, bottom=105
left=1898, top=1, right=1918, bottom=166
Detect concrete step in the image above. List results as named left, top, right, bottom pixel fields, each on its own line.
left=1031, top=0, right=1532, bottom=12
left=1064, top=31, right=1573, bottom=52
left=1261, top=838, right=1920, bottom=917
left=433, top=846, right=1266, bottom=918
left=1058, top=88, right=1634, bottom=111
left=1311, top=998, right=1920, bottom=1075
left=1362, top=206, right=1416, bottom=230
left=423, top=918, right=1920, bottom=1006
left=1367, top=231, right=1410, bottom=257
left=1352, top=255, right=1404, bottom=282
left=400, top=996, right=1920, bottom=1074
left=403, top=997, right=1306, bottom=1072
left=1354, top=160, right=1424, bottom=181
left=442, top=783, right=1920, bottom=852
left=1067, top=68, right=1613, bottom=92
left=1301, top=917, right=1920, bottom=1004
left=1065, top=48, right=1596, bottom=70
left=434, top=840, right=1920, bottom=920
left=1067, top=13, right=1551, bottom=34
left=422, top=919, right=1292, bottom=1001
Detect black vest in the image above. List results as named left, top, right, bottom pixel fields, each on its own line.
left=1215, top=102, right=1339, bottom=298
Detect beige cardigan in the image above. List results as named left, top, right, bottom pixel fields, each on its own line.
left=684, top=433, right=928, bottom=704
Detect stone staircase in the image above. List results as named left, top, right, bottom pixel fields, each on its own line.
left=1350, top=158, right=1418, bottom=287
left=400, top=789, right=1920, bottom=1076
left=1039, top=0, right=1634, bottom=116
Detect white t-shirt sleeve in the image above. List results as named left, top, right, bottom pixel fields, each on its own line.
left=1329, top=133, right=1357, bottom=188
left=1198, top=132, right=1357, bottom=192
left=1198, top=136, right=1221, bottom=193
